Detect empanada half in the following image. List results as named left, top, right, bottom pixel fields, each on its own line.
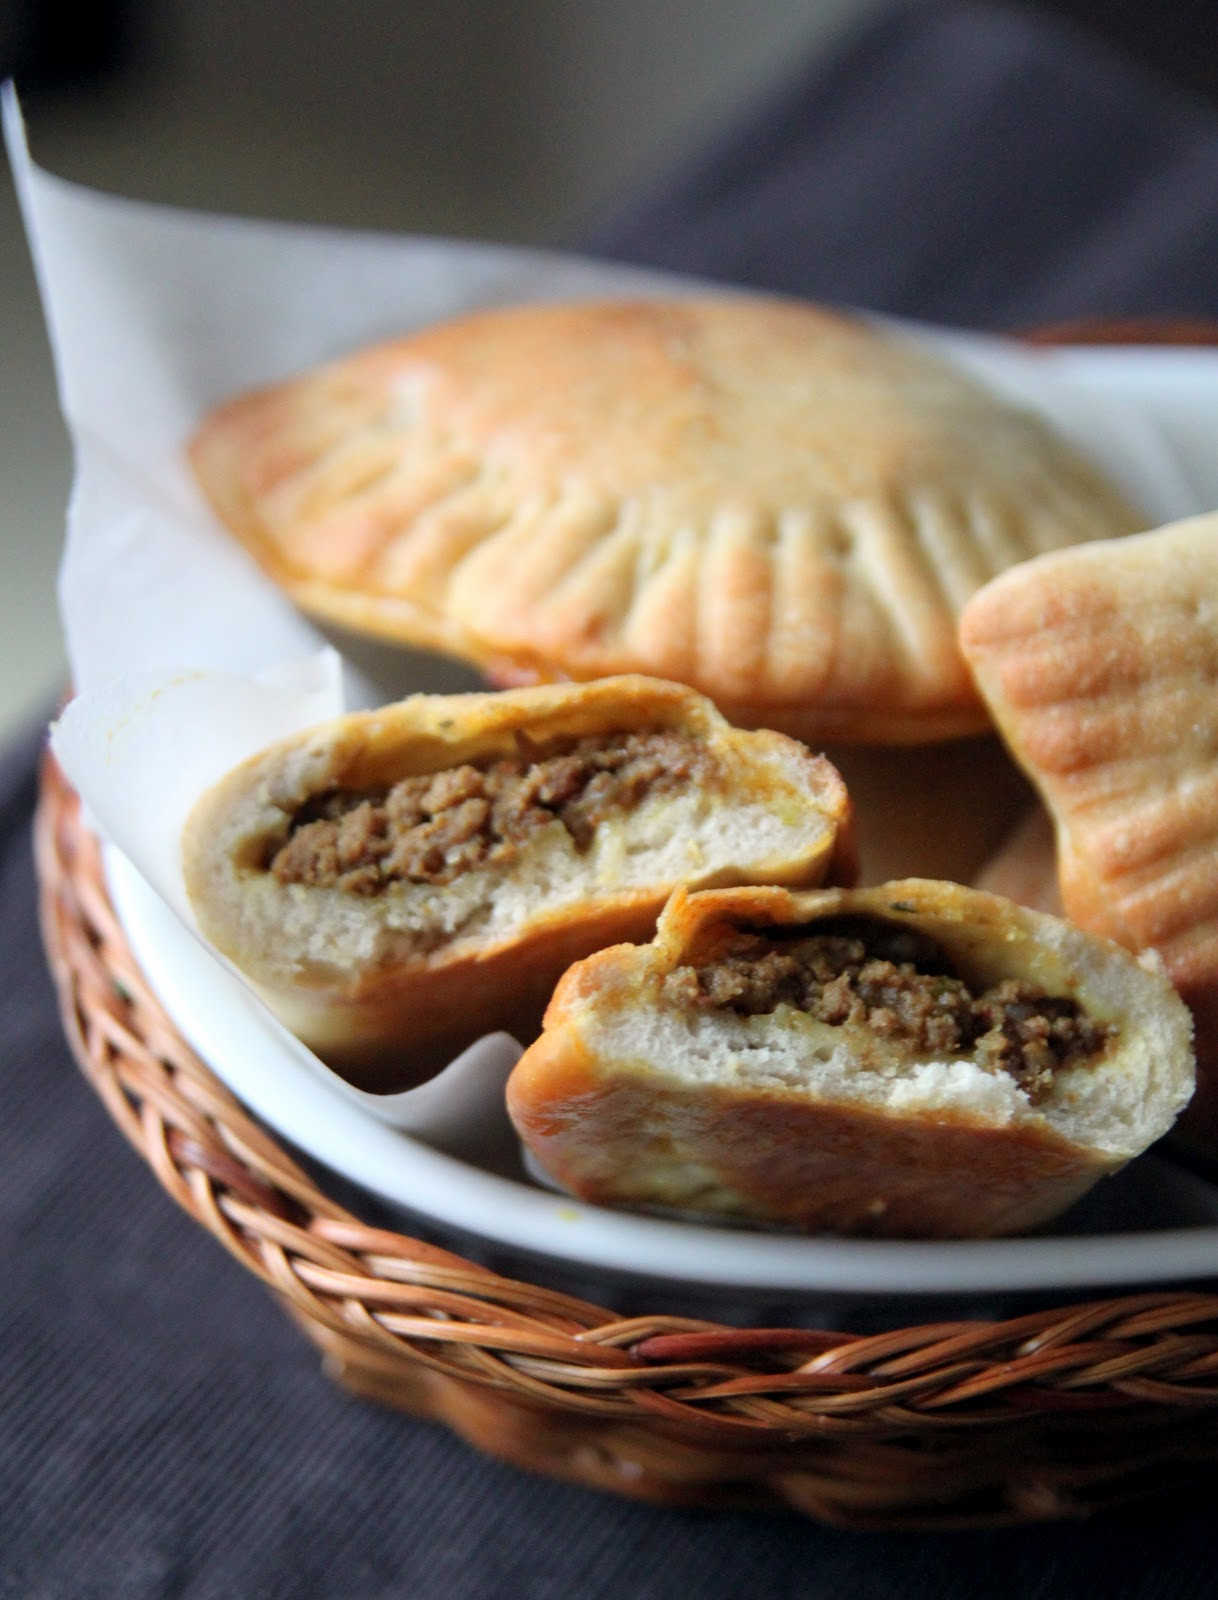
left=959, top=514, right=1218, bottom=1135
left=189, top=297, right=1144, bottom=743
left=506, top=881, right=1193, bottom=1237
left=181, top=676, right=852, bottom=1090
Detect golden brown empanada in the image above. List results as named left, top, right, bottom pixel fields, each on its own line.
left=506, top=880, right=1193, bottom=1237
left=189, top=297, right=1143, bottom=743
left=181, top=676, right=852, bottom=1090
left=959, top=513, right=1218, bottom=1137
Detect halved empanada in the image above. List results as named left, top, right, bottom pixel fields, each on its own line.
left=959, top=513, right=1218, bottom=1136
left=189, top=297, right=1143, bottom=743
left=506, top=881, right=1193, bottom=1237
left=181, top=676, right=852, bottom=1090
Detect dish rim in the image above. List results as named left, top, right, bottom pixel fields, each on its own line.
left=105, top=848, right=1218, bottom=1303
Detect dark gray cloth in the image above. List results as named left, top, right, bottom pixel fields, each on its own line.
left=5, top=5, right=1218, bottom=1595
left=587, top=0, right=1218, bottom=329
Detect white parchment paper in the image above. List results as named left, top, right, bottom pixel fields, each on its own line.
left=6, top=84, right=1211, bottom=1142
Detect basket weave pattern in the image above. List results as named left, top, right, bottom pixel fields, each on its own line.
left=34, top=757, right=1218, bottom=1528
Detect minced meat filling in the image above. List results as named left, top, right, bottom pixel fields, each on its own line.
left=268, top=729, right=711, bottom=895
left=661, top=916, right=1111, bottom=1102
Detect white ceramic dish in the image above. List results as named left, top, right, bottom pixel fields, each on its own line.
left=98, top=338, right=1218, bottom=1310
left=106, top=846, right=1218, bottom=1306
left=96, top=338, right=1218, bottom=1311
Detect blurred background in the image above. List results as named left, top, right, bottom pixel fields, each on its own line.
left=3, top=0, right=1215, bottom=744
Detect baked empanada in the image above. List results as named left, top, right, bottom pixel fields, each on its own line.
left=506, top=881, right=1193, bottom=1237
left=181, top=677, right=852, bottom=1090
left=959, top=513, right=1218, bottom=1137
left=189, top=297, right=1143, bottom=744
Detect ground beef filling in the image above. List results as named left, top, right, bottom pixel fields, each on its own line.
left=268, top=730, right=711, bottom=895
left=661, top=917, right=1111, bottom=1103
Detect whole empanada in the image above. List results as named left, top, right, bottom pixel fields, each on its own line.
left=959, top=513, right=1218, bottom=1137
left=506, top=880, right=1194, bottom=1237
left=189, top=297, right=1143, bottom=743
left=181, top=676, right=852, bottom=1090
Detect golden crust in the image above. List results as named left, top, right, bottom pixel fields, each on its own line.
left=959, top=514, right=1218, bottom=1137
left=189, top=297, right=1144, bottom=744
left=507, top=880, right=1194, bottom=1238
left=181, top=676, right=852, bottom=1091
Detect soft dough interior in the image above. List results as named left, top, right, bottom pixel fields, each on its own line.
left=226, top=735, right=826, bottom=982
left=579, top=908, right=1187, bottom=1160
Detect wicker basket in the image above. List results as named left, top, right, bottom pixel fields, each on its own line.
left=32, top=312, right=1218, bottom=1532
left=35, top=755, right=1218, bottom=1530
